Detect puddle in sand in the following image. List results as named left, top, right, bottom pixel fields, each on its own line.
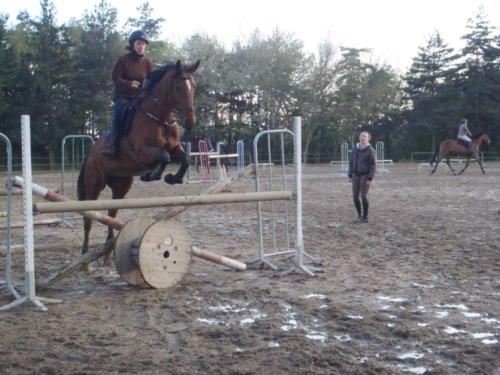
left=397, top=352, right=425, bottom=360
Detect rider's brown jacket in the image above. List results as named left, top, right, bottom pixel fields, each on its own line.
left=112, top=52, right=153, bottom=100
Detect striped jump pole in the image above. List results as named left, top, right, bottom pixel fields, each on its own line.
left=0, top=116, right=61, bottom=311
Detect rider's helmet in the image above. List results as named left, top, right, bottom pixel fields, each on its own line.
left=129, top=30, right=150, bottom=47
left=460, top=118, right=468, bottom=126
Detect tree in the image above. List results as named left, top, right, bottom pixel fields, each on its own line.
left=334, top=47, right=372, bottom=140
left=403, top=31, right=457, bottom=150
left=75, top=0, right=122, bottom=136
left=298, top=39, right=339, bottom=162
left=180, top=33, right=228, bottom=134
left=457, top=7, right=500, bottom=143
left=0, top=14, right=18, bottom=135
left=27, top=0, right=78, bottom=166
left=125, top=1, right=165, bottom=39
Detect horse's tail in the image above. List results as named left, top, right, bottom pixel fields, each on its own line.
left=429, top=145, right=439, bottom=166
left=77, top=156, right=88, bottom=201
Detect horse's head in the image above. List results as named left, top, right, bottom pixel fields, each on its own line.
left=168, top=60, right=200, bottom=131
left=484, top=133, right=492, bottom=146
left=473, top=132, right=492, bottom=147
left=145, top=60, right=200, bottom=132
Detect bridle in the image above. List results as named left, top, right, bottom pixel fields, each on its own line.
left=138, top=70, right=195, bottom=131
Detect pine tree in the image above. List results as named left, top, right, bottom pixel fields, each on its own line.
left=403, top=31, right=457, bottom=150
left=0, top=15, right=18, bottom=136
left=75, top=0, right=122, bottom=136
left=28, top=0, right=78, bottom=165
left=125, top=1, right=165, bottom=39
left=457, top=7, right=500, bottom=142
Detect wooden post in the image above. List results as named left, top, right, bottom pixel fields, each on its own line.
left=34, top=165, right=256, bottom=290
left=191, top=246, right=246, bottom=271
left=34, top=191, right=292, bottom=214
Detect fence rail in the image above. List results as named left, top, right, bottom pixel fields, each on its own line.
left=2, top=150, right=500, bottom=169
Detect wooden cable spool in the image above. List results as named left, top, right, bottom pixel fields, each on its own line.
left=114, top=218, right=192, bottom=289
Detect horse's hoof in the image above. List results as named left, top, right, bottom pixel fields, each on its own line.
left=141, top=171, right=163, bottom=182
left=164, top=174, right=175, bottom=184
left=141, top=173, right=158, bottom=182
left=164, top=174, right=182, bottom=185
left=140, top=173, right=152, bottom=182
left=82, top=263, right=90, bottom=273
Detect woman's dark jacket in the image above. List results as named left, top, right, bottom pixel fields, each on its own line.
left=348, top=144, right=376, bottom=180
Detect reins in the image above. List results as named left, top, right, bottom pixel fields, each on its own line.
left=139, top=105, right=177, bottom=129
left=137, top=68, right=182, bottom=131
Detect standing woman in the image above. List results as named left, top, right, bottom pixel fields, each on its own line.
left=348, top=131, right=376, bottom=223
left=104, top=30, right=154, bottom=159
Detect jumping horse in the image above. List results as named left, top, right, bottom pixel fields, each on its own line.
left=77, top=60, right=200, bottom=268
left=429, top=132, right=491, bottom=175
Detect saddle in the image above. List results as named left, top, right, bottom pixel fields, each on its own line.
left=457, top=138, right=470, bottom=150
left=117, top=99, right=140, bottom=137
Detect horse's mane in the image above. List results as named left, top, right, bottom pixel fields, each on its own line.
left=144, top=63, right=176, bottom=95
left=145, top=61, right=191, bottom=95
left=472, top=132, right=485, bottom=139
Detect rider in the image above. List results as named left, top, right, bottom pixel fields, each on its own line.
left=103, top=30, right=154, bottom=159
left=457, top=118, right=472, bottom=151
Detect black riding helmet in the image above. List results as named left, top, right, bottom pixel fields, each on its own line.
left=129, top=30, right=150, bottom=46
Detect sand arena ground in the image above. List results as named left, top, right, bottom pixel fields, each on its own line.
left=1, top=163, right=499, bottom=374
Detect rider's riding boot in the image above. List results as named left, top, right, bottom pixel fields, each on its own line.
left=103, top=125, right=120, bottom=160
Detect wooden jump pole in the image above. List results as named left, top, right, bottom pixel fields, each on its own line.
left=15, top=175, right=252, bottom=271
left=12, top=176, right=124, bottom=229
left=18, top=165, right=258, bottom=290
left=34, top=190, right=293, bottom=214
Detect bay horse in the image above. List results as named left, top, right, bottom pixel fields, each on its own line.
left=429, top=132, right=491, bottom=175
left=77, top=59, right=200, bottom=269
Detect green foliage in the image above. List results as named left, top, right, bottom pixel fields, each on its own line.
left=125, top=1, right=165, bottom=39
left=457, top=7, right=500, bottom=146
left=403, top=31, right=459, bottom=150
left=0, top=3, right=499, bottom=164
left=75, top=0, right=122, bottom=136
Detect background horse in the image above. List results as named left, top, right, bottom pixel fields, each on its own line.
left=429, top=132, right=491, bottom=175
left=77, top=59, right=200, bottom=268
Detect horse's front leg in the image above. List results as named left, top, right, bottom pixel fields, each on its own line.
left=476, top=155, right=486, bottom=174
left=164, top=145, right=188, bottom=184
left=430, top=156, right=442, bottom=175
left=104, top=176, right=133, bottom=266
left=445, top=157, right=457, bottom=175
left=458, top=158, right=470, bottom=175
left=82, top=217, right=92, bottom=272
left=140, top=149, right=171, bottom=182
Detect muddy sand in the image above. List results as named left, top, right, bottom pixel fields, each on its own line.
left=1, top=163, right=499, bottom=374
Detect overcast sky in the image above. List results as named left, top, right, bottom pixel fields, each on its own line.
left=2, top=0, right=500, bottom=71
